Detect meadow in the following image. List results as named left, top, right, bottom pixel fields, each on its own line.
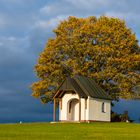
left=0, top=122, right=140, bottom=140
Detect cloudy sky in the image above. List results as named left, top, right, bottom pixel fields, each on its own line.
left=0, top=0, right=140, bottom=123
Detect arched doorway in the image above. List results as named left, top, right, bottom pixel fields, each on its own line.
left=67, top=98, right=79, bottom=121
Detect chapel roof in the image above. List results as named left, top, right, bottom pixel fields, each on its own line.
left=54, top=75, right=112, bottom=100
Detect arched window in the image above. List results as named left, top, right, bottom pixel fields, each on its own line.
left=102, top=102, right=106, bottom=113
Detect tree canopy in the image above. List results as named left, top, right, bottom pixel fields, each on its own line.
left=31, top=16, right=140, bottom=103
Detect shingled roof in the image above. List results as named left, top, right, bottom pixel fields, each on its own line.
left=54, top=76, right=112, bottom=100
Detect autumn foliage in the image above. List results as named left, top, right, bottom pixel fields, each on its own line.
left=31, top=16, right=140, bottom=103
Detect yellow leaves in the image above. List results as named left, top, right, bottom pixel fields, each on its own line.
left=31, top=80, right=47, bottom=91
left=31, top=15, right=140, bottom=102
left=31, top=80, right=48, bottom=98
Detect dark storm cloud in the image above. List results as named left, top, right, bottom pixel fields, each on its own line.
left=113, top=100, right=140, bottom=122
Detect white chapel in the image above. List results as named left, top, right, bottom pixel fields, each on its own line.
left=53, top=76, right=112, bottom=122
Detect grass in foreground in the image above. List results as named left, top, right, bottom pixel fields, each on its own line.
left=0, top=122, right=140, bottom=140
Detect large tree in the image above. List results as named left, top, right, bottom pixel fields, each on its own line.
left=31, top=16, right=140, bottom=103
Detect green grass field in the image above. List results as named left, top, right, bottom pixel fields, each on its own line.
left=0, top=122, right=140, bottom=140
